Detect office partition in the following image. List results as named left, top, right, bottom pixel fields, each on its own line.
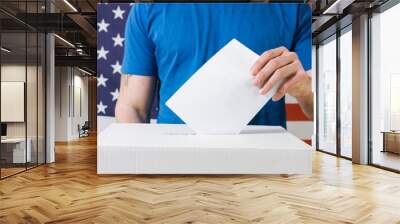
left=0, top=30, right=28, bottom=177
left=0, top=0, right=47, bottom=179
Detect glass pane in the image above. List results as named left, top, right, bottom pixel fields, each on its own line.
left=1, top=31, right=27, bottom=177
left=318, top=37, right=337, bottom=154
left=371, top=4, right=400, bottom=171
left=0, top=0, right=46, bottom=178
left=340, top=29, right=352, bottom=158
left=27, top=31, right=38, bottom=169
left=38, top=32, right=45, bottom=165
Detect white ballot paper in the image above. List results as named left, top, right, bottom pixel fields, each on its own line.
left=166, top=39, right=281, bottom=134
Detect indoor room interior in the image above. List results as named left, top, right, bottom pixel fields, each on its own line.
left=0, top=16, right=46, bottom=178
left=1, top=0, right=400, bottom=223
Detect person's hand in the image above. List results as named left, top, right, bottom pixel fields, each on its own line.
left=250, top=46, right=312, bottom=101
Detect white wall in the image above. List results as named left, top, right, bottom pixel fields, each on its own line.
left=55, top=66, right=69, bottom=141
left=71, top=73, right=89, bottom=138
left=55, top=67, right=89, bottom=141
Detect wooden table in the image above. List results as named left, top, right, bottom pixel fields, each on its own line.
left=382, top=131, right=400, bottom=154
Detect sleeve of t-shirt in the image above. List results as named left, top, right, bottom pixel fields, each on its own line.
left=293, top=4, right=312, bottom=71
left=121, top=5, right=157, bottom=76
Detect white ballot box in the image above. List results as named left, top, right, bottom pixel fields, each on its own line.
left=97, top=123, right=312, bottom=175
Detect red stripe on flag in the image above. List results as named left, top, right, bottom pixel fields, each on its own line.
left=303, top=139, right=312, bottom=145
left=285, top=104, right=309, bottom=121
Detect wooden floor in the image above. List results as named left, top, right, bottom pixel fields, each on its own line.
left=0, top=167, right=26, bottom=178
left=1, top=135, right=400, bottom=224
left=372, top=151, right=400, bottom=171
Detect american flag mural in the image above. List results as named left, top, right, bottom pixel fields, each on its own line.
left=97, top=3, right=313, bottom=144
left=97, top=3, right=132, bottom=118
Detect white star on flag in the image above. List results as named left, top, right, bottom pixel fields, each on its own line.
left=97, top=101, right=108, bottom=114
left=112, top=33, right=125, bottom=47
left=97, top=46, right=109, bottom=60
left=111, top=61, right=122, bottom=74
left=98, top=19, right=110, bottom=32
left=97, top=74, right=108, bottom=87
left=112, top=6, right=125, bottom=20
left=110, top=88, right=120, bottom=101
left=97, top=4, right=141, bottom=117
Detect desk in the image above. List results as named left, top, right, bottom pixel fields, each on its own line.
left=1, top=138, right=31, bottom=163
left=382, top=131, right=400, bottom=154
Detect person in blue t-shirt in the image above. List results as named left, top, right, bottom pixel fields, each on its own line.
left=116, top=3, right=313, bottom=128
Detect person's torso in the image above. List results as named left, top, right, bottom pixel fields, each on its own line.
left=144, top=3, right=302, bottom=127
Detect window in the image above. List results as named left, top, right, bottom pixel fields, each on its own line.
left=317, top=36, right=337, bottom=154
left=339, top=28, right=352, bottom=158
left=370, top=2, right=400, bottom=171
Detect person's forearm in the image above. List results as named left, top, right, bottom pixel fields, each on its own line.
left=289, top=72, right=314, bottom=120
left=115, top=101, right=149, bottom=123
left=296, top=91, right=313, bottom=119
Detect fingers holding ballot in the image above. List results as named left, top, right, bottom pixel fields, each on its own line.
left=250, top=47, right=313, bottom=103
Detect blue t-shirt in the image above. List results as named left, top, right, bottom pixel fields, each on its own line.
left=121, top=3, right=311, bottom=128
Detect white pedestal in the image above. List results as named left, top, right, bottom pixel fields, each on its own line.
left=97, top=124, right=312, bottom=175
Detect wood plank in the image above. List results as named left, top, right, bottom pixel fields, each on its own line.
left=1, top=135, right=400, bottom=223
